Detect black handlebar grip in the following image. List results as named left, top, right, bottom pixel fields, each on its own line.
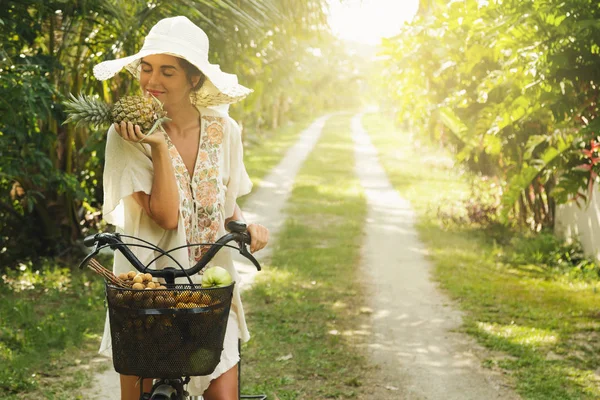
left=83, top=234, right=98, bottom=247
left=226, top=220, right=247, bottom=233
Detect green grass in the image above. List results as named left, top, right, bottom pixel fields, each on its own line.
left=0, top=263, right=106, bottom=399
left=240, top=113, right=372, bottom=399
left=363, top=111, right=600, bottom=399
left=240, top=117, right=314, bottom=207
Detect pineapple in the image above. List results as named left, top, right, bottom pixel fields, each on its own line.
left=63, top=94, right=170, bottom=136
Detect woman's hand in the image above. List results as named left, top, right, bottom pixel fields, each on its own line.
left=114, top=121, right=165, bottom=148
left=247, top=223, right=269, bottom=253
left=226, top=205, right=269, bottom=253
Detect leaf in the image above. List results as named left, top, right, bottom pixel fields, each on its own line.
left=437, top=107, right=472, bottom=146
left=501, top=137, right=572, bottom=220
left=483, top=133, right=503, bottom=156
left=574, top=164, right=592, bottom=172
left=523, top=135, right=548, bottom=160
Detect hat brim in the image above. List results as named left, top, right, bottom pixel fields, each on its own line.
left=93, top=49, right=252, bottom=107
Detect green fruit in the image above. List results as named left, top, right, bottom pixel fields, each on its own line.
left=201, top=266, right=233, bottom=288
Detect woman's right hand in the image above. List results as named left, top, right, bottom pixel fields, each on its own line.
left=114, top=121, right=166, bottom=148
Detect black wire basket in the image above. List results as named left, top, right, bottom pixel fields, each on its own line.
left=105, top=283, right=234, bottom=378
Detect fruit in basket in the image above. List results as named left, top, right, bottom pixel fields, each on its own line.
left=174, top=300, right=199, bottom=309
left=189, top=348, right=218, bottom=372
left=116, top=270, right=168, bottom=290
left=145, top=316, right=156, bottom=330
left=114, top=292, right=124, bottom=305
left=201, top=266, right=233, bottom=288
left=63, top=93, right=170, bottom=135
left=193, top=294, right=210, bottom=307
left=164, top=295, right=176, bottom=308
left=160, top=316, right=173, bottom=327
left=154, top=295, right=166, bottom=308
left=142, top=297, right=154, bottom=308
left=198, top=292, right=214, bottom=305
left=133, top=291, right=145, bottom=302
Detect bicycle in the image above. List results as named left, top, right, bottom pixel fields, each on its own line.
left=80, top=220, right=267, bottom=400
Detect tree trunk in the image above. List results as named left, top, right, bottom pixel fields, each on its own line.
left=518, top=192, right=529, bottom=227
left=544, top=177, right=556, bottom=228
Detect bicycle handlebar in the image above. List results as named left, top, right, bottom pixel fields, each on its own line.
left=79, top=220, right=261, bottom=285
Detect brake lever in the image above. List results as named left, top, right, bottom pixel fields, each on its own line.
left=78, top=243, right=100, bottom=269
left=238, top=242, right=261, bottom=271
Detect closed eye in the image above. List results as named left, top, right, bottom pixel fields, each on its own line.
left=141, top=68, right=173, bottom=78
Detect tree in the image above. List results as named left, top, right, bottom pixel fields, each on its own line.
left=379, top=0, right=600, bottom=230
left=0, top=0, right=340, bottom=269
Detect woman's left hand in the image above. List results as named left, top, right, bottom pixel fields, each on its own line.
left=247, top=223, right=269, bottom=253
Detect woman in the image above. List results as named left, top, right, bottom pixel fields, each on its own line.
left=94, top=16, right=269, bottom=400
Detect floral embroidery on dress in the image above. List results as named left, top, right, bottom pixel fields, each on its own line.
left=206, top=123, right=223, bottom=145
left=165, top=116, right=226, bottom=267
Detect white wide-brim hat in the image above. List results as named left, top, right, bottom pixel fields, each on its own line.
left=93, top=16, right=252, bottom=107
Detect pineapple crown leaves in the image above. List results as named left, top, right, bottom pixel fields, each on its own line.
left=148, top=94, right=165, bottom=111
left=63, top=93, right=112, bottom=129
left=145, top=94, right=171, bottom=135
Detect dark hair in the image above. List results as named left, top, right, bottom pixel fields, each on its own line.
left=178, top=58, right=206, bottom=91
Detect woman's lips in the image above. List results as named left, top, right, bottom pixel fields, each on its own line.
left=147, top=90, right=164, bottom=96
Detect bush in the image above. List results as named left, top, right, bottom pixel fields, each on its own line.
left=437, top=176, right=502, bottom=228
left=503, top=231, right=600, bottom=279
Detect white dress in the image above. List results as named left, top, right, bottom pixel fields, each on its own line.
left=99, top=106, right=252, bottom=395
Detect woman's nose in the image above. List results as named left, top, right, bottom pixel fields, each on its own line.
left=147, top=71, right=160, bottom=85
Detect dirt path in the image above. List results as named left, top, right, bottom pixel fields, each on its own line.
left=82, top=116, right=331, bottom=399
left=351, top=113, right=521, bottom=400
left=233, top=115, right=331, bottom=288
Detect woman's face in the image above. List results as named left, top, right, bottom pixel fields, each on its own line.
left=139, top=54, right=198, bottom=107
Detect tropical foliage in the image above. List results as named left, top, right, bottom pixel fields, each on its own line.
left=378, top=0, right=600, bottom=230
left=0, top=0, right=361, bottom=268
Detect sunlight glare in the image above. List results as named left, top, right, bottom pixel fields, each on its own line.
left=328, top=0, right=419, bottom=45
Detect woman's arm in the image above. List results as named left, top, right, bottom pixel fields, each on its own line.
left=225, top=203, right=269, bottom=253
left=224, top=202, right=245, bottom=225
left=117, top=122, right=179, bottom=230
